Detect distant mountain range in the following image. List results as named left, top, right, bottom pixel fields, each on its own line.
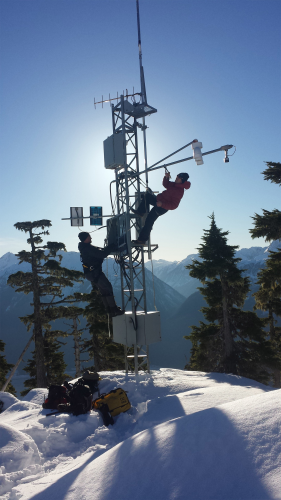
left=145, top=241, right=280, bottom=297
left=147, top=241, right=281, bottom=367
left=0, top=241, right=279, bottom=386
left=0, top=251, right=186, bottom=379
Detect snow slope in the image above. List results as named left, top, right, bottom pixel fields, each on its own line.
left=0, top=369, right=280, bottom=500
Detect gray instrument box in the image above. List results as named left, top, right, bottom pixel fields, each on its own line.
left=103, top=133, right=125, bottom=170
left=112, top=311, right=161, bottom=346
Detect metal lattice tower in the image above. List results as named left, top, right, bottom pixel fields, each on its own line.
left=102, top=0, right=159, bottom=375
left=62, top=0, right=235, bottom=376
left=110, top=93, right=158, bottom=374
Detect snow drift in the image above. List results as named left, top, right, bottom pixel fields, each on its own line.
left=0, top=369, right=280, bottom=500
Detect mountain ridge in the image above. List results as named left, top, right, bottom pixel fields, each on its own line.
left=1, top=242, right=280, bottom=385
left=146, top=241, right=280, bottom=297
left=0, top=251, right=186, bottom=381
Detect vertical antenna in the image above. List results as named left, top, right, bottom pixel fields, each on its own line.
left=136, top=0, right=147, bottom=104
left=136, top=0, right=149, bottom=185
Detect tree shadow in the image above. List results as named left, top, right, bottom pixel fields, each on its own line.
left=89, top=407, right=274, bottom=500
left=25, top=406, right=275, bottom=500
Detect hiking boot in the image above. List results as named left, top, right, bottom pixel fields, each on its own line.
left=131, top=240, right=146, bottom=246
left=110, top=307, right=125, bottom=317
left=104, top=295, right=124, bottom=317
left=131, top=208, right=145, bottom=217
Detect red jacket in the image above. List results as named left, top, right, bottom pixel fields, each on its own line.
left=156, top=177, right=191, bottom=210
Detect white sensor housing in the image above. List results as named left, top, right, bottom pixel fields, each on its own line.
left=192, top=141, right=204, bottom=165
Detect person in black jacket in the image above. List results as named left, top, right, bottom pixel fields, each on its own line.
left=78, top=232, right=123, bottom=317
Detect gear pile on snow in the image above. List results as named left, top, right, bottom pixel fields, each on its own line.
left=43, top=370, right=100, bottom=417
left=42, top=373, right=131, bottom=424
left=92, top=388, right=131, bottom=426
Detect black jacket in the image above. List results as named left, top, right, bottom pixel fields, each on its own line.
left=78, top=242, right=113, bottom=273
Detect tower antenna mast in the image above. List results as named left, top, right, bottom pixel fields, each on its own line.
left=136, top=0, right=149, bottom=187
left=137, top=0, right=146, bottom=104
left=101, top=0, right=160, bottom=375
left=62, top=1, right=235, bottom=375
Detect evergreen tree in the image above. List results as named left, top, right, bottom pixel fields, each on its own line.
left=19, top=298, right=86, bottom=393
left=21, top=331, right=68, bottom=396
left=261, top=161, right=281, bottom=186
left=184, top=214, right=275, bottom=383
left=7, top=220, right=52, bottom=387
left=48, top=305, right=86, bottom=378
left=251, top=161, right=281, bottom=387
left=0, top=340, right=16, bottom=395
left=253, top=250, right=281, bottom=387
left=82, top=287, right=125, bottom=371
left=250, top=162, right=281, bottom=241
left=64, top=308, right=86, bottom=378
left=7, top=220, right=84, bottom=389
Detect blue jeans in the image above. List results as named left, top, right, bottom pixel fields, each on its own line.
left=137, top=192, right=167, bottom=242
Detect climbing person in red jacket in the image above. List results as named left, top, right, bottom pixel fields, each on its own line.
left=131, top=171, right=190, bottom=245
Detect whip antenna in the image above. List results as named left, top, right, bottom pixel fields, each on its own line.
left=136, top=0, right=149, bottom=186
left=137, top=0, right=147, bottom=104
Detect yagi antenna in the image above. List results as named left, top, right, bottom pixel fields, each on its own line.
left=94, top=90, right=142, bottom=108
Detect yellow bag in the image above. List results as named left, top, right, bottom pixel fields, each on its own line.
left=92, top=388, right=131, bottom=417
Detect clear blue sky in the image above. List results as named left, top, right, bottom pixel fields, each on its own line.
left=1, top=0, right=280, bottom=262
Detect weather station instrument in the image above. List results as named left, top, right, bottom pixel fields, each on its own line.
left=62, top=0, right=235, bottom=375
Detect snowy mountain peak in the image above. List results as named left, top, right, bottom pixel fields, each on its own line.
left=0, top=252, right=19, bottom=272
left=265, top=239, right=281, bottom=253
left=235, top=246, right=267, bottom=262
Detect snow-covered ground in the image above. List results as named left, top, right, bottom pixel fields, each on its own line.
left=0, top=368, right=280, bottom=500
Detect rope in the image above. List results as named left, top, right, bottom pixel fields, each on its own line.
left=138, top=176, right=148, bottom=189
left=150, top=254, right=158, bottom=311
left=77, top=225, right=106, bottom=234
left=228, top=145, right=236, bottom=156
left=110, top=181, right=116, bottom=215
left=108, top=313, right=111, bottom=338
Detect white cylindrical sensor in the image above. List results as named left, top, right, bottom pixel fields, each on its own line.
left=192, top=141, right=204, bottom=165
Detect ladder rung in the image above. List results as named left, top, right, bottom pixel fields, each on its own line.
left=127, top=355, right=147, bottom=358
left=124, top=289, right=143, bottom=292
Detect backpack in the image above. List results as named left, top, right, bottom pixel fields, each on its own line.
left=92, top=388, right=131, bottom=426
left=42, top=384, right=68, bottom=410
left=80, top=370, right=100, bottom=395
left=57, top=380, right=92, bottom=416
